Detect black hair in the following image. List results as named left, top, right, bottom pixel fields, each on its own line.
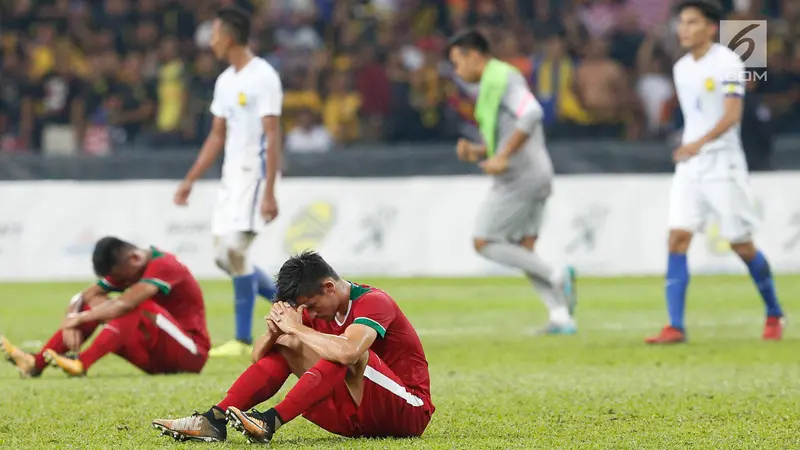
left=445, top=29, right=491, bottom=58
left=275, top=251, right=340, bottom=306
left=675, top=0, right=724, bottom=22
left=217, top=7, right=251, bottom=45
left=92, top=236, right=135, bottom=277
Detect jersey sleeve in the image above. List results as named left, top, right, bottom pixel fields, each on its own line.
left=257, top=66, right=283, bottom=117
left=720, top=52, right=746, bottom=98
left=140, top=257, right=184, bottom=295
left=501, top=71, right=543, bottom=133
left=209, top=77, right=225, bottom=117
left=350, top=291, right=396, bottom=338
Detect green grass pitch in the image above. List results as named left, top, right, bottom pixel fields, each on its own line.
left=1, top=275, right=799, bottom=449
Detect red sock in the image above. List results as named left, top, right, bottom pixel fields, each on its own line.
left=78, top=323, right=125, bottom=371
left=34, top=307, right=100, bottom=371
left=217, top=351, right=291, bottom=411
left=274, top=358, right=347, bottom=423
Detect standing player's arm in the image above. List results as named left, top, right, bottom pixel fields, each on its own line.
left=495, top=86, right=544, bottom=159
left=692, top=95, right=744, bottom=147
left=183, top=116, right=227, bottom=183
left=63, top=282, right=158, bottom=328
left=262, top=115, right=281, bottom=199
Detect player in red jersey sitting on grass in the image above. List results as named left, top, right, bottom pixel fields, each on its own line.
left=153, top=251, right=434, bottom=443
left=1, top=236, right=210, bottom=377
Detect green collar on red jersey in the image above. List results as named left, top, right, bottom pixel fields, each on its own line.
left=349, top=282, right=372, bottom=301
left=150, top=246, right=165, bottom=259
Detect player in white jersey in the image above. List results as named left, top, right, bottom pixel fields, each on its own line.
left=174, top=8, right=283, bottom=356
left=646, top=0, right=785, bottom=344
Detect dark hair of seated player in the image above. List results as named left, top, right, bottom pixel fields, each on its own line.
left=275, top=251, right=341, bottom=306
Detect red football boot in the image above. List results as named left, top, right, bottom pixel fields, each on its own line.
left=762, top=316, right=785, bottom=341
left=645, top=325, right=686, bottom=344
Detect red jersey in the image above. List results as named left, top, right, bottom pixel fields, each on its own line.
left=302, top=283, right=432, bottom=405
left=97, top=247, right=211, bottom=353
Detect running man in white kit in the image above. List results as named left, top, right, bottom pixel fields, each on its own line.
left=646, top=0, right=785, bottom=344
left=174, top=7, right=282, bottom=356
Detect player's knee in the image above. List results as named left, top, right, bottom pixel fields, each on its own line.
left=730, top=240, right=757, bottom=261
left=214, top=254, right=230, bottom=274
left=225, top=246, right=248, bottom=276
left=668, top=229, right=692, bottom=253
left=346, top=350, right=369, bottom=376
left=473, top=238, right=489, bottom=253
left=275, top=334, right=302, bottom=351
left=520, top=236, right=537, bottom=251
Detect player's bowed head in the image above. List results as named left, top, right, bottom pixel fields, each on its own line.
left=272, top=251, right=348, bottom=323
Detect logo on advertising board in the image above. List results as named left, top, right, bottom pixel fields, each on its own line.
left=353, top=206, right=397, bottom=254
left=63, top=230, right=98, bottom=256
left=565, top=204, right=610, bottom=254
left=0, top=221, right=23, bottom=257
left=284, top=201, right=337, bottom=255
left=166, top=221, right=209, bottom=255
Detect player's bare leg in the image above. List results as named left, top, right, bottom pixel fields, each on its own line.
left=521, top=235, right=578, bottom=319
left=477, top=237, right=576, bottom=334
left=227, top=335, right=368, bottom=443
left=730, top=241, right=786, bottom=340
left=210, top=233, right=278, bottom=358
left=647, top=229, right=692, bottom=344
left=0, top=336, right=39, bottom=378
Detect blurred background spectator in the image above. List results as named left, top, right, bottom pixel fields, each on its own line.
left=0, top=0, right=798, bottom=157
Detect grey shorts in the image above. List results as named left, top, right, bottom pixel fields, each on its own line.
left=473, top=190, right=549, bottom=242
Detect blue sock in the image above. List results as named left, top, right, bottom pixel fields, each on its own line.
left=746, top=251, right=783, bottom=317
left=666, top=253, right=690, bottom=331
left=233, top=273, right=257, bottom=344
left=253, top=266, right=277, bottom=302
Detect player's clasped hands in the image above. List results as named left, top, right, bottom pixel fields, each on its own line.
left=267, top=302, right=304, bottom=334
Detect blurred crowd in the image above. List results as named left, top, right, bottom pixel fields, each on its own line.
left=0, top=0, right=798, bottom=156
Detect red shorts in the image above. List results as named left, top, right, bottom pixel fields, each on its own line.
left=302, top=351, right=433, bottom=438
left=110, top=299, right=208, bottom=374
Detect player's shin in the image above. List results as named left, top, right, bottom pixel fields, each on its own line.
left=217, top=351, right=291, bottom=412
left=665, top=253, right=690, bottom=331
left=478, top=242, right=560, bottom=287
left=232, top=274, right=257, bottom=344
left=273, top=358, right=348, bottom=424
left=743, top=250, right=784, bottom=318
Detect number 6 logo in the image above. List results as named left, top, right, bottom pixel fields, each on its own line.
left=727, top=23, right=760, bottom=62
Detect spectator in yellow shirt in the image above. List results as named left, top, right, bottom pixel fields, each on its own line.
left=322, top=71, right=361, bottom=143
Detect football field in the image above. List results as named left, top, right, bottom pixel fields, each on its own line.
left=1, top=275, right=799, bottom=449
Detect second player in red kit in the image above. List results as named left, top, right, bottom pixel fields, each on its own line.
left=153, top=251, right=434, bottom=443
left=1, top=237, right=211, bottom=377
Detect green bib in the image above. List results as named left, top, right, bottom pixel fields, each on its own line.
left=474, top=59, right=512, bottom=157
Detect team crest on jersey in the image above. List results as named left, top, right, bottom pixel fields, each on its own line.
left=704, top=78, right=715, bottom=92
left=238, top=92, right=247, bottom=106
